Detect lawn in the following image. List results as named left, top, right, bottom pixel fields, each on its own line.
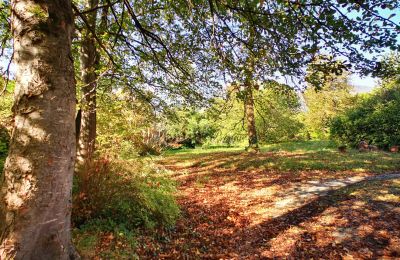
left=163, top=140, right=400, bottom=174
left=135, top=140, right=400, bottom=258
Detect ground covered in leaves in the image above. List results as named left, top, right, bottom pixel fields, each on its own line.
left=136, top=142, right=400, bottom=259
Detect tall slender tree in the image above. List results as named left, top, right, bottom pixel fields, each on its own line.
left=0, top=0, right=77, bottom=258
left=243, top=27, right=259, bottom=150
left=76, top=0, right=99, bottom=167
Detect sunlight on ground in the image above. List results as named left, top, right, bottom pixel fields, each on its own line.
left=148, top=141, right=400, bottom=258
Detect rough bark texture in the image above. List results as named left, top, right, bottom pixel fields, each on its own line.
left=244, top=85, right=259, bottom=151
left=76, top=0, right=98, bottom=167
left=0, top=0, right=76, bottom=259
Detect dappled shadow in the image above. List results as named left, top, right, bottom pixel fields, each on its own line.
left=137, top=150, right=400, bottom=259
left=160, top=149, right=400, bottom=182
left=138, top=176, right=400, bottom=259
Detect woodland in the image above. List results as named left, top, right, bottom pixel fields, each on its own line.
left=0, top=0, right=400, bottom=259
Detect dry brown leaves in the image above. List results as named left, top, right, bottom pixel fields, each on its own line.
left=135, top=152, right=400, bottom=259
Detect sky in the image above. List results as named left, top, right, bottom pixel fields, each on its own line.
left=350, top=7, right=400, bottom=93
left=350, top=74, right=378, bottom=93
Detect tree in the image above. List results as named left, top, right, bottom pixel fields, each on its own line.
left=0, top=1, right=77, bottom=258
left=72, top=0, right=399, bottom=152
left=331, top=73, right=400, bottom=148
left=76, top=0, right=100, bottom=167
left=71, top=0, right=220, bottom=164
left=164, top=107, right=217, bottom=147
left=166, top=0, right=399, bottom=150
left=0, top=0, right=399, bottom=257
left=303, top=57, right=356, bottom=139
left=208, top=82, right=303, bottom=146
left=254, top=83, right=303, bottom=143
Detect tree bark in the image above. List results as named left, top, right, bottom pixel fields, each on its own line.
left=0, top=0, right=76, bottom=259
left=243, top=27, right=259, bottom=152
left=76, top=0, right=99, bottom=167
left=244, top=84, right=259, bottom=151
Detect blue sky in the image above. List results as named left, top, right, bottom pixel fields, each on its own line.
left=350, top=7, right=400, bottom=93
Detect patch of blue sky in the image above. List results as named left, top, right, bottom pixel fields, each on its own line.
left=342, top=6, right=400, bottom=92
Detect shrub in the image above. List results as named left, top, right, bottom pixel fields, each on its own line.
left=330, top=82, right=400, bottom=148
left=0, top=84, right=13, bottom=172
left=72, top=158, right=180, bottom=230
left=0, top=126, right=9, bottom=172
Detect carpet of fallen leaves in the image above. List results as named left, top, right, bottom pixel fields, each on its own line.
left=136, top=151, right=400, bottom=259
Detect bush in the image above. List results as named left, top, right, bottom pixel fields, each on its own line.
left=72, top=158, right=180, bottom=230
left=330, top=82, right=400, bottom=148
left=0, top=125, right=9, bottom=172
left=0, top=83, right=13, bottom=172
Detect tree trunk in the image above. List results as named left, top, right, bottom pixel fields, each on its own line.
left=76, top=0, right=99, bottom=167
left=244, top=84, right=259, bottom=151
left=0, top=1, right=76, bottom=259
left=243, top=27, right=259, bottom=152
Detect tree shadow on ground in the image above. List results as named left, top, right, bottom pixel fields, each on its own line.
left=138, top=175, right=400, bottom=259
left=161, top=149, right=400, bottom=183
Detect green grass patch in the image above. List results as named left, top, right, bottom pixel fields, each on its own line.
left=73, top=221, right=138, bottom=259
left=260, top=140, right=336, bottom=152
left=163, top=145, right=244, bottom=156
left=162, top=140, right=400, bottom=174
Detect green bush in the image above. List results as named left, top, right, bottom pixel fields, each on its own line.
left=0, top=84, right=12, bottom=172
left=330, top=81, right=400, bottom=148
left=165, top=108, right=218, bottom=146
left=72, top=158, right=180, bottom=230
left=0, top=133, right=8, bottom=172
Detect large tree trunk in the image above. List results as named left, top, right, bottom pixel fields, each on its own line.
left=0, top=1, right=76, bottom=259
left=244, top=84, right=259, bottom=151
left=76, top=0, right=99, bottom=167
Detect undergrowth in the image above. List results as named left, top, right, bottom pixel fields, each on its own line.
left=72, top=157, right=180, bottom=257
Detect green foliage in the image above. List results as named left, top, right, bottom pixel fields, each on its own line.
left=205, top=97, right=247, bottom=146
left=254, top=85, right=304, bottom=143
left=331, top=80, right=400, bottom=148
left=74, top=90, right=180, bottom=257
left=0, top=120, right=9, bottom=173
left=165, top=108, right=217, bottom=147
left=207, top=84, right=304, bottom=146
left=0, top=81, right=13, bottom=172
left=73, top=158, right=180, bottom=231
left=164, top=82, right=304, bottom=148
left=73, top=222, right=138, bottom=259
left=96, top=91, right=161, bottom=157
left=305, top=56, right=350, bottom=90
left=373, top=52, right=400, bottom=79
left=0, top=80, right=13, bottom=123
left=303, top=72, right=355, bottom=139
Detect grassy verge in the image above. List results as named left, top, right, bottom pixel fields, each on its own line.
left=162, top=140, right=400, bottom=174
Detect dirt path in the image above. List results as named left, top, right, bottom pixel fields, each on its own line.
left=137, top=157, right=400, bottom=259
left=268, top=173, right=400, bottom=218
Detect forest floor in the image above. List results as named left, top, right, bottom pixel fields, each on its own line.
left=136, top=141, right=400, bottom=259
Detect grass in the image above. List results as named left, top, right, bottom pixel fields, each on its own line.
left=146, top=140, right=400, bottom=259
left=164, top=145, right=244, bottom=156
left=73, top=225, right=138, bottom=259
left=164, top=140, right=336, bottom=156
left=161, top=140, right=400, bottom=174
